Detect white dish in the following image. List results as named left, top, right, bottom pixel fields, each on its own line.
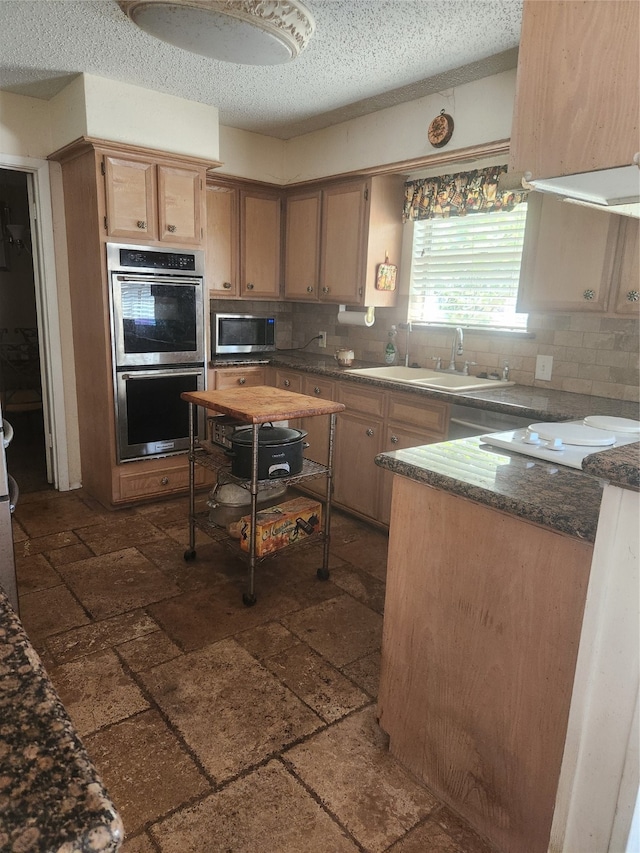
left=528, top=422, right=616, bottom=447
left=583, top=415, right=640, bottom=434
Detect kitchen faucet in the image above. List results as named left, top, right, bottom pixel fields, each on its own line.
left=448, top=327, right=464, bottom=371
left=398, top=321, right=412, bottom=367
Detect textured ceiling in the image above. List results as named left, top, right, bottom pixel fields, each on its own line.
left=0, top=0, right=523, bottom=139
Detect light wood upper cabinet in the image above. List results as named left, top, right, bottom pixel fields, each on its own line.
left=157, top=164, right=204, bottom=245
left=517, top=193, right=619, bottom=313
left=240, top=189, right=282, bottom=299
left=284, top=190, right=322, bottom=300
left=611, top=217, right=640, bottom=315
left=510, top=1, right=639, bottom=180
left=103, top=156, right=157, bottom=241
left=284, top=175, right=404, bottom=307
left=103, top=154, right=205, bottom=246
left=206, top=186, right=239, bottom=297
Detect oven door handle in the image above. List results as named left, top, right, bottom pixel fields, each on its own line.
left=120, top=368, right=204, bottom=381
left=114, top=274, right=202, bottom=286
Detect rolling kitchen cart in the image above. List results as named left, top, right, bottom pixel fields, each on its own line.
left=181, top=386, right=345, bottom=606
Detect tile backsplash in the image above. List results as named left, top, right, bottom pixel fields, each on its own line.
left=211, top=299, right=639, bottom=403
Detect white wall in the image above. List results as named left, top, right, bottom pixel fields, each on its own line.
left=218, top=125, right=285, bottom=183
left=48, top=74, right=221, bottom=161
left=0, top=91, right=53, bottom=159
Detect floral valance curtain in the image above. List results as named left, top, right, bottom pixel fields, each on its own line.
left=403, top=164, right=528, bottom=221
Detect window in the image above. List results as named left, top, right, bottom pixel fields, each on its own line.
left=408, top=205, right=529, bottom=331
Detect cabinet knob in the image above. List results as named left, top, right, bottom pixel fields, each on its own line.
left=246, top=283, right=255, bottom=290
left=160, top=476, right=169, bottom=485
left=322, top=286, right=330, bottom=294
left=306, top=286, right=314, bottom=293
left=626, top=290, right=639, bottom=302
left=366, top=428, right=374, bottom=437
left=222, top=282, right=232, bottom=289
left=313, top=386, right=321, bottom=395
left=137, top=220, right=147, bottom=229
left=238, top=377, right=246, bottom=385
left=283, top=379, right=291, bottom=387
left=167, top=224, right=177, bottom=233
left=583, top=289, right=596, bottom=301
left=390, top=434, right=399, bottom=444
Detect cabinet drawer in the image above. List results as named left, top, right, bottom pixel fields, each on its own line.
left=273, top=369, right=302, bottom=393
left=301, top=376, right=335, bottom=400
left=387, top=392, right=449, bottom=436
left=336, top=383, right=385, bottom=417
left=211, top=367, right=266, bottom=389
left=119, top=461, right=208, bottom=500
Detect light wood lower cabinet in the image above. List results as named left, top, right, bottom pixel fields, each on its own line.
left=378, top=477, right=593, bottom=853
left=299, top=376, right=335, bottom=497
left=209, top=366, right=267, bottom=390
left=118, top=455, right=210, bottom=501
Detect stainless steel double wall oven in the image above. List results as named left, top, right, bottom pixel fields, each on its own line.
left=107, top=243, right=206, bottom=462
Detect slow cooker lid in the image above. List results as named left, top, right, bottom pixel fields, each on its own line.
left=232, top=424, right=307, bottom=446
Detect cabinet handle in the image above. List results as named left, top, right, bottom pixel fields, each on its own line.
left=306, top=286, right=314, bottom=293
left=583, top=289, right=596, bottom=301
left=238, top=377, right=246, bottom=385
left=366, top=428, right=374, bottom=437
left=390, top=434, right=399, bottom=444
left=313, top=386, right=321, bottom=395
left=246, top=283, right=255, bottom=290
left=626, top=290, right=639, bottom=302
left=283, top=379, right=291, bottom=387
left=137, top=220, right=147, bottom=229
left=222, top=282, right=232, bottom=289
left=167, top=224, right=177, bottom=233
left=160, top=476, right=169, bottom=485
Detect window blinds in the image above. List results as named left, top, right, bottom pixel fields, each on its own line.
left=409, top=206, right=528, bottom=330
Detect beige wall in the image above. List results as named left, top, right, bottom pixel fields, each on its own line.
left=0, top=91, right=53, bottom=159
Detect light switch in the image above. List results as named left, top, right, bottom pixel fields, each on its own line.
left=535, top=355, right=553, bottom=381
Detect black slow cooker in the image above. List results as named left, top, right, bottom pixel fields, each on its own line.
left=228, top=424, right=308, bottom=479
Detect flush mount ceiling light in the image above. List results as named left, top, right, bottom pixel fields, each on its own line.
left=118, top=0, right=316, bottom=65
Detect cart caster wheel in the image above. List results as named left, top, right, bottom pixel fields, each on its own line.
left=183, top=549, right=196, bottom=561
left=242, top=592, right=257, bottom=607
left=317, top=567, right=330, bottom=581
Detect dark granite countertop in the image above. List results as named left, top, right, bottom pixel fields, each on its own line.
left=582, top=442, right=640, bottom=490
left=211, top=351, right=640, bottom=423
left=375, top=437, right=606, bottom=542
left=0, top=592, right=123, bottom=852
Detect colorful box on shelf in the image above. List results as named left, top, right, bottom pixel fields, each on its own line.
left=237, top=497, right=322, bottom=556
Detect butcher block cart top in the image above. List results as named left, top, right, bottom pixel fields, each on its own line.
left=181, top=386, right=345, bottom=606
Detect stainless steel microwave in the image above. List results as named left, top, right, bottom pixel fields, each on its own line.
left=212, top=313, right=277, bottom=355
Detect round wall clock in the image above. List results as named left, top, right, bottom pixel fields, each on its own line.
left=428, top=110, right=454, bottom=148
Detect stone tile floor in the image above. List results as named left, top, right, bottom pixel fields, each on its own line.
left=13, top=487, right=497, bottom=853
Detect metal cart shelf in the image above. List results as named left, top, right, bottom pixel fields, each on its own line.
left=181, top=386, right=345, bottom=606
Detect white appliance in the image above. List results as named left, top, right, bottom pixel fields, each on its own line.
left=480, top=416, right=640, bottom=470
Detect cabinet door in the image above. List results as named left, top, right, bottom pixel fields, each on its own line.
left=300, top=376, right=334, bottom=496
left=103, top=155, right=157, bottom=241
left=210, top=366, right=266, bottom=390
left=284, top=191, right=322, bottom=300
left=157, top=164, right=204, bottom=246
left=612, top=218, right=640, bottom=315
left=333, top=410, right=384, bottom=519
left=240, top=190, right=282, bottom=298
left=206, top=186, right=239, bottom=297
left=510, top=1, right=639, bottom=180
left=320, top=181, right=366, bottom=305
left=378, top=423, right=442, bottom=525
left=517, top=193, right=618, bottom=312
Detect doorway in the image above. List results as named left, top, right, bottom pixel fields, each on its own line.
left=0, top=167, right=50, bottom=493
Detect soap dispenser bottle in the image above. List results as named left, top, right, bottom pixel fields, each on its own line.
left=385, top=326, right=398, bottom=365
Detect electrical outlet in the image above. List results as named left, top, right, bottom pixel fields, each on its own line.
left=318, top=331, right=327, bottom=348
left=535, top=354, right=553, bottom=381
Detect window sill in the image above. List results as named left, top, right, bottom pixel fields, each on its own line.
left=411, top=324, right=535, bottom=339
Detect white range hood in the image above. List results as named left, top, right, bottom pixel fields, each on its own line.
left=524, top=163, right=640, bottom=218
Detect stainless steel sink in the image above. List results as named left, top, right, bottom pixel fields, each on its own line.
left=345, top=365, right=515, bottom=393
